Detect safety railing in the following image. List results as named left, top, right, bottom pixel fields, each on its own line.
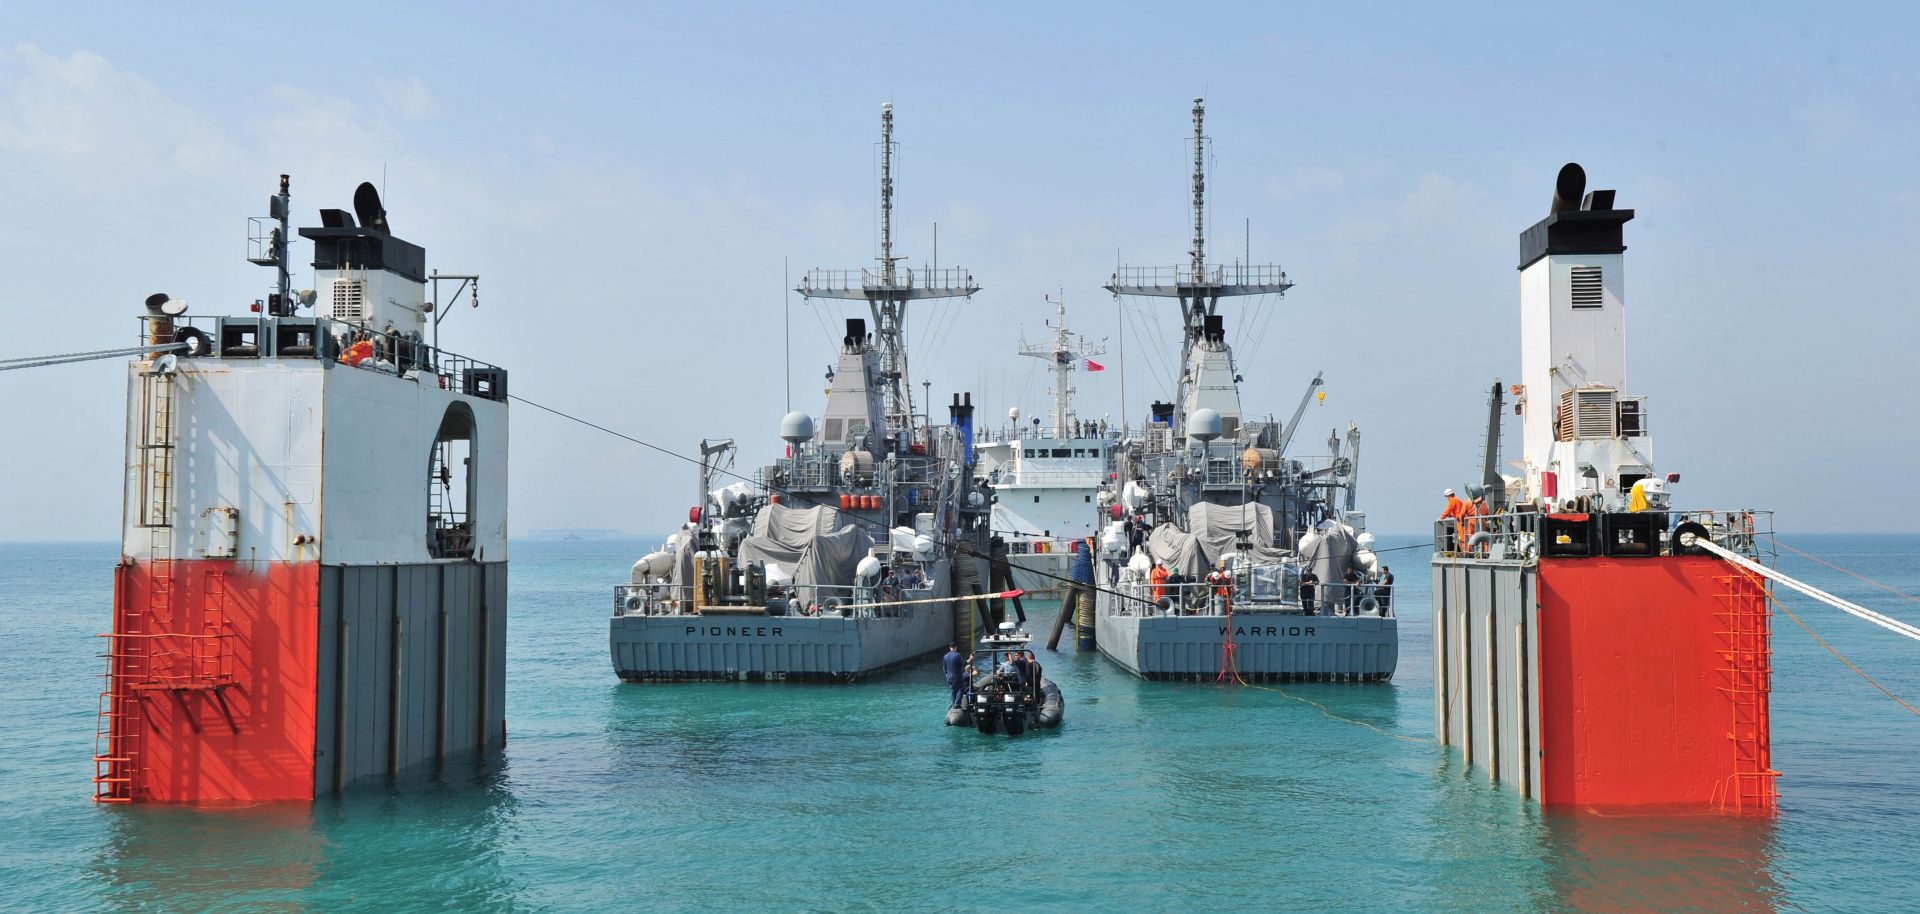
left=136, top=314, right=507, bottom=402
left=1107, top=262, right=1292, bottom=290
left=1105, top=570, right=1395, bottom=618
left=797, top=265, right=979, bottom=296
left=1434, top=507, right=1775, bottom=562
left=613, top=581, right=936, bottom=620
left=614, top=582, right=694, bottom=616
left=974, top=425, right=1124, bottom=445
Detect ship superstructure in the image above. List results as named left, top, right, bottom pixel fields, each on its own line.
left=1431, top=164, right=1778, bottom=811
left=973, top=295, right=1114, bottom=593
left=96, top=177, right=508, bottom=803
left=1087, top=100, right=1396, bottom=682
left=608, top=104, right=994, bottom=681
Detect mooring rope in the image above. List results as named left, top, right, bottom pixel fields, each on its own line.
left=1242, top=681, right=1432, bottom=743
left=0, top=342, right=183, bottom=372
left=1779, top=540, right=1920, bottom=607
left=1693, top=538, right=1920, bottom=643
left=1774, top=596, right=1920, bottom=719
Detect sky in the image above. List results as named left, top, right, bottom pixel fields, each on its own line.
left=1, top=1, right=1916, bottom=539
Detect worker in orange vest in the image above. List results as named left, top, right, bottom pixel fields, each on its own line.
left=1464, top=491, right=1489, bottom=552
left=1207, top=561, right=1233, bottom=614
left=340, top=337, right=374, bottom=367
left=1440, top=488, right=1468, bottom=553
left=1149, top=563, right=1169, bottom=602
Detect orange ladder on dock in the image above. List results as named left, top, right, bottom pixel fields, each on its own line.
left=1712, top=569, right=1780, bottom=813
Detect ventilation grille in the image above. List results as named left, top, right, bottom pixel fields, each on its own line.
left=329, top=279, right=365, bottom=324
left=1557, top=387, right=1619, bottom=440
left=1570, top=266, right=1603, bottom=309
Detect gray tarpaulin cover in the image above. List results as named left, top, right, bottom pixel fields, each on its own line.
left=789, top=526, right=874, bottom=590
left=1298, top=524, right=1360, bottom=613
left=1146, top=525, right=1207, bottom=576
left=729, top=502, right=871, bottom=589
left=1148, top=502, right=1291, bottom=573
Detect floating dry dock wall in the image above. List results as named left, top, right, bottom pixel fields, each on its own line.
left=95, top=187, right=509, bottom=803
left=1433, top=515, right=1776, bottom=812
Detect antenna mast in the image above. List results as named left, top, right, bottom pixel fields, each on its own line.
left=1019, top=292, right=1106, bottom=438
left=1104, top=97, right=1293, bottom=436
left=797, top=103, right=979, bottom=438
left=1191, top=97, right=1206, bottom=279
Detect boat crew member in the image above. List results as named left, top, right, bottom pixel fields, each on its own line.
left=943, top=642, right=967, bottom=708
left=1439, top=488, right=1467, bottom=553
left=1342, top=567, right=1363, bottom=616
left=1299, top=570, right=1319, bottom=616
left=1149, top=562, right=1169, bottom=602
left=998, top=653, right=1027, bottom=689
left=1164, top=569, right=1188, bottom=613
left=1378, top=566, right=1394, bottom=615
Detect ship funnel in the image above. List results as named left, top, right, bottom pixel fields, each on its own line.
left=353, top=182, right=390, bottom=234
left=1551, top=163, right=1586, bottom=214
left=949, top=392, right=976, bottom=464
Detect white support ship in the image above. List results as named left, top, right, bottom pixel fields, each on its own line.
left=1087, top=100, right=1396, bottom=682
left=973, top=295, right=1115, bottom=594
left=96, top=177, right=508, bottom=803
left=608, top=104, right=996, bottom=681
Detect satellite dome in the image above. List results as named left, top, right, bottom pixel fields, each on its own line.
left=780, top=411, right=815, bottom=444
left=1188, top=408, right=1223, bottom=442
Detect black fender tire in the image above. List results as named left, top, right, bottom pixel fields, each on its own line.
left=1671, top=521, right=1712, bottom=556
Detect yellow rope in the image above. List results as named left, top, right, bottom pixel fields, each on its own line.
left=1243, top=681, right=1432, bottom=743
left=1776, top=596, right=1920, bottom=719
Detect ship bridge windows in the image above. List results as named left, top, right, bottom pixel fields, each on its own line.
left=428, top=402, right=476, bottom=559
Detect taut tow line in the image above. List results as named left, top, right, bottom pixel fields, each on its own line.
left=0, top=342, right=185, bottom=373
left=1690, top=536, right=1920, bottom=643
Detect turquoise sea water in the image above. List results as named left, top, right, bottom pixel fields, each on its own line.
left=2, top=535, right=1917, bottom=913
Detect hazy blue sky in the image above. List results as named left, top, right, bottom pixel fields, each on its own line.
left=2, top=2, right=1916, bottom=539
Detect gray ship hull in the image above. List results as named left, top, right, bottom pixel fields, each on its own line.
left=609, top=604, right=953, bottom=682
left=1094, top=611, right=1397, bottom=682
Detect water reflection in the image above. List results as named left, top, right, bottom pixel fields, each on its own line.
left=1538, top=809, right=1783, bottom=914
left=91, top=754, right=519, bottom=913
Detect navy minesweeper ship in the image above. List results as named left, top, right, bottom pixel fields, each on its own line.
left=1088, top=99, right=1396, bottom=682
left=608, top=103, right=995, bottom=681
left=972, top=294, right=1115, bottom=595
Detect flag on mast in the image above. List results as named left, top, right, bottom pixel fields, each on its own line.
left=1085, top=359, right=1105, bottom=372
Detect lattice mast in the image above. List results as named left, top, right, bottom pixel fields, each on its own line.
left=1018, top=293, right=1106, bottom=438
left=797, top=103, right=978, bottom=435
left=1104, top=97, right=1292, bottom=435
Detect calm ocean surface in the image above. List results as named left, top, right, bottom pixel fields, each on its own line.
left=2, top=534, right=1916, bottom=913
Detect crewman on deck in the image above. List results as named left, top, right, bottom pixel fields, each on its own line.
left=1149, top=563, right=1170, bottom=602
left=1440, top=488, right=1468, bottom=552
left=1024, top=650, right=1044, bottom=701
left=1464, top=491, right=1489, bottom=552
left=1207, top=561, right=1233, bottom=614
left=942, top=642, right=966, bottom=708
